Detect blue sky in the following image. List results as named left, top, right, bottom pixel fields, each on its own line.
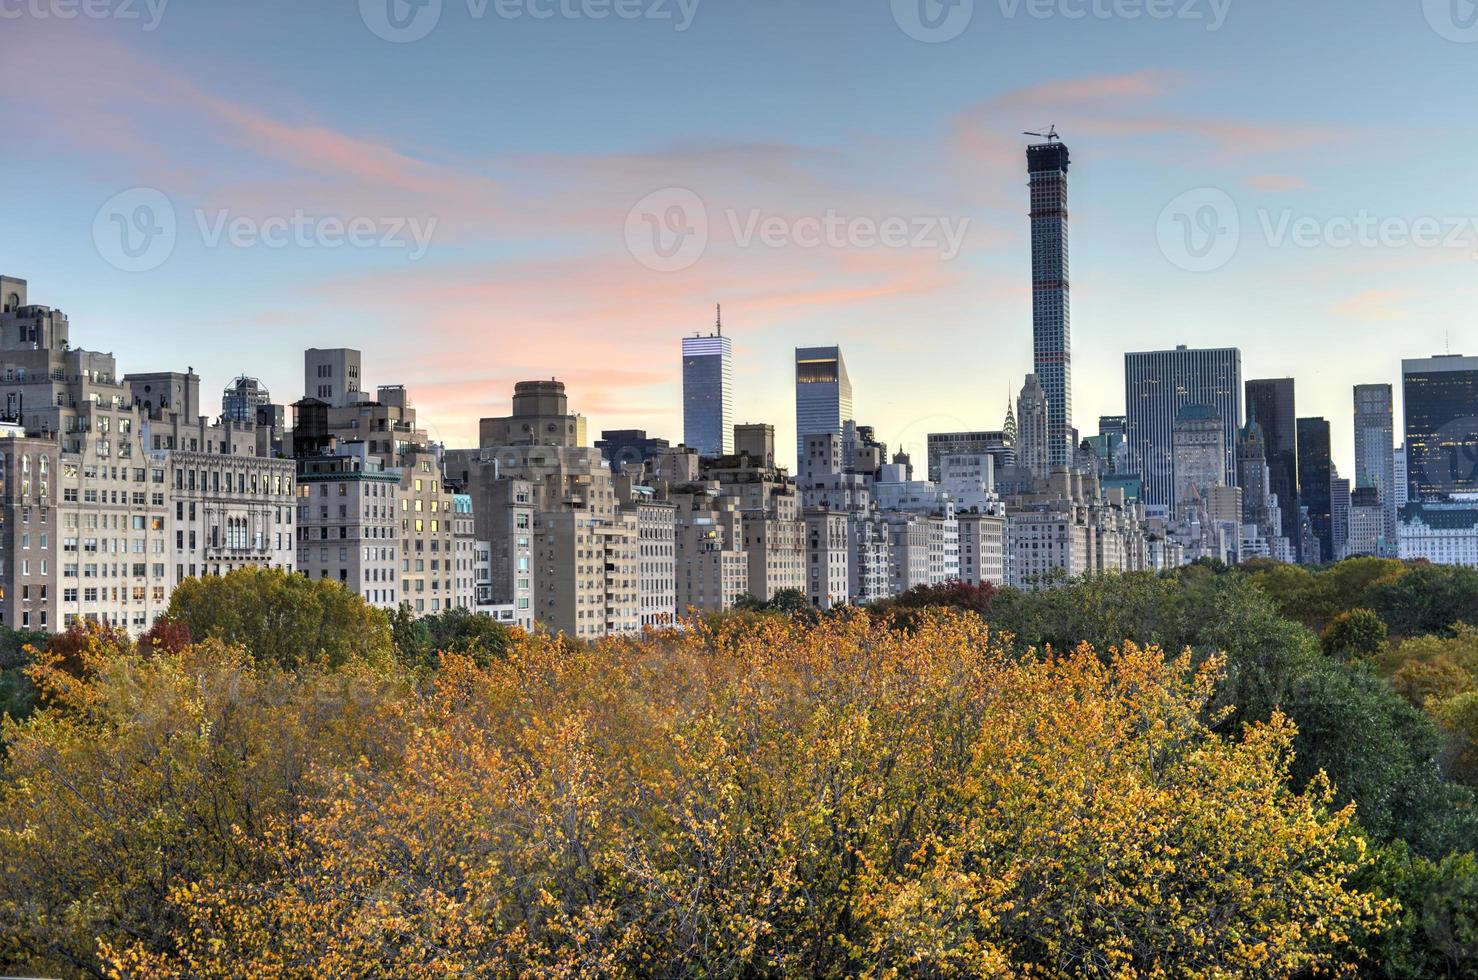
left=3, top=0, right=1476, bottom=472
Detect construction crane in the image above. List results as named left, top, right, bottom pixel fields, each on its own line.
left=1022, top=126, right=1059, bottom=142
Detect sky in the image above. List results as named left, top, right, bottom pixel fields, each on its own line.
left=3, top=0, right=1477, bottom=474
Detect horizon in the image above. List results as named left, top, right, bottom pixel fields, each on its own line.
left=5, top=1, right=1478, bottom=475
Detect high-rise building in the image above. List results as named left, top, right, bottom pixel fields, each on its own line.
left=1353, top=383, right=1396, bottom=549
left=1017, top=374, right=1051, bottom=480
left=1124, top=346, right=1242, bottom=511
left=1027, top=137, right=1073, bottom=468
left=1402, top=354, right=1478, bottom=500
left=304, top=348, right=365, bottom=407
left=1297, top=417, right=1333, bottom=563
left=682, top=318, right=733, bottom=457
left=794, top=346, right=853, bottom=461
left=1245, top=378, right=1299, bottom=555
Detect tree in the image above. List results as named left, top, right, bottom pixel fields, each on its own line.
left=887, top=579, right=999, bottom=616
left=164, top=567, right=393, bottom=669
left=0, top=624, right=47, bottom=724
left=986, top=570, right=1478, bottom=855
left=1371, top=564, right=1478, bottom=638
left=31, top=613, right=1385, bottom=978
left=1321, top=608, right=1390, bottom=659
left=0, top=638, right=411, bottom=978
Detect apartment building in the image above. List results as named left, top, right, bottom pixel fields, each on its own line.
left=804, top=508, right=849, bottom=609
left=295, top=443, right=402, bottom=608
left=957, top=510, right=1007, bottom=586
left=471, top=380, right=639, bottom=638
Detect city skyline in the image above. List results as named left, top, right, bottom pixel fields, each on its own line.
left=5, top=4, right=1478, bottom=476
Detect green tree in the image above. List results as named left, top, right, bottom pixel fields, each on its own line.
left=1358, top=841, right=1478, bottom=978
left=165, top=567, right=393, bottom=669
left=0, top=625, right=46, bottom=724
left=1321, top=607, right=1389, bottom=659
left=1372, top=564, right=1478, bottom=638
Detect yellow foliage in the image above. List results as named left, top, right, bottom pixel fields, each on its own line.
left=0, top=611, right=1388, bottom=978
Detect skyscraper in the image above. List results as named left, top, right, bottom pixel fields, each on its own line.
left=794, top=346, right=853, bottom=461
left=1124, top=345, right=1242, bottom=511
left=1353, top=383, right=1396, bottom=548
left=1027, top=136, right=1072, bottom=468
left=682, top=313, right=734, bottom=457
left=1402, top=354, right=1478, bottom=500
left=1245, top=378, right=1299, bottom=553
left=1297, top=416, right=1333, bottom=563
left=1017, top=373, right=1050, bottom=480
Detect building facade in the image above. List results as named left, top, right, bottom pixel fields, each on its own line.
left=794, top=346, right=853, bottom=462
left=1402, top=354, right=1478, bottom=501
left=1125, top=346, right=1242, bottom=512
left=1027, top=137, right=1073, bottom=468
left=682, top=328, right=734, bottom=457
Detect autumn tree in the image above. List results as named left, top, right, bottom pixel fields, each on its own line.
left=18, top=612, right=1389, bottom=978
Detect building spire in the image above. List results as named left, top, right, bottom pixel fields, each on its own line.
left=716, top=303, right=722, bottom=335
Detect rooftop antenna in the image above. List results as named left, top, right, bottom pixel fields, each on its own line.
left=1023, top=125, right=1059, bottom=142
left=716, top=303, right=722, bottom=336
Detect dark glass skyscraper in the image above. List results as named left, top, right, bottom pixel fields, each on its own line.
left=1245, top=378, right=1299, bottom=551
left=682, top=324, right=733, bottom=457
left=794, top=346, right=853, bottom=461
left=1296, top=416, right=1333, bottom=563
left=1402, top=355, right=1478, bottom=500
left=1027, top=138, right=1072, bottom=468
left=1123, top=345, right=1241, bottom=511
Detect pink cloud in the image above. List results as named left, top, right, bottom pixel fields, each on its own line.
left=1243, top=174, right=1311, bottom=192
